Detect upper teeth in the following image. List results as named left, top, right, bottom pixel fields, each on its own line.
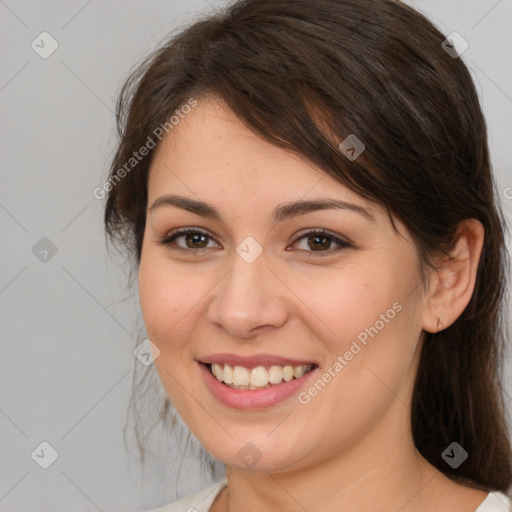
left=210, top=363, right=313, bottom=389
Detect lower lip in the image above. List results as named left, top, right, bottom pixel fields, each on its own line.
left=199, top=362, right=319, bottom=409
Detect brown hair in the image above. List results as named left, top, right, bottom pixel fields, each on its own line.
left=104, top=0, right=512, bottom=491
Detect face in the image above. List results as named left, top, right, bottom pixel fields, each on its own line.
left=138, top=97, right=429, bottom=473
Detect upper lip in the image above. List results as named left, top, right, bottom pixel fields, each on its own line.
left=198, top=353, right=318, bottom=368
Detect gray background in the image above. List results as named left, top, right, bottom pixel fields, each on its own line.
left=1, top=1, right=511, bottom=511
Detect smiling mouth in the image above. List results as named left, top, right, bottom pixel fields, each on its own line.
left=205, top=362, right=317, bottom=390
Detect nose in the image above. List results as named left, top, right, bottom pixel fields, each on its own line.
left=206, top=251, right=289, bottom=339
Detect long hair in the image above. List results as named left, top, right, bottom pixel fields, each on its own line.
left=103, top=0, right=511, bottom=491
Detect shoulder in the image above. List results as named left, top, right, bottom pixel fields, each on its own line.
left=147, top=479, right=228, bottom=512
left=475, top=491, right=512, bottom=512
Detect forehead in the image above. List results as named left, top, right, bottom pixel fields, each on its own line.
left=150, top=100, right=317, bottom=183
left=147, top=98, right=375, bottom=213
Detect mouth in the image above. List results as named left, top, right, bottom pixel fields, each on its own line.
left=201, top=362, right=318, bottom=390
left=197, top=354, right=320, bottom=409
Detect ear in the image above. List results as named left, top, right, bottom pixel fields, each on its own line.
left=422, top=219, right=485, bottom=333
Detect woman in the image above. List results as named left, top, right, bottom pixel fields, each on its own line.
left=103, top=0, right=512, bottom=510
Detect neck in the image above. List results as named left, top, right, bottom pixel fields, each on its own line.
left=218, top=400, right=446, bottom=512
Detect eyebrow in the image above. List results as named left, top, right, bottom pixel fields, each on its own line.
left=148, top=194, right=375, bottom=223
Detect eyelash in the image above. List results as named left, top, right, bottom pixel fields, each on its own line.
left=156, top=227, right=351, bottom=257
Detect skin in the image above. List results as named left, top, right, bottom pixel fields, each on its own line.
left=138, top=97, right=488, bottom=512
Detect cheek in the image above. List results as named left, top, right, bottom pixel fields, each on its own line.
left=295, top=258, right=421, bottom=404
left=296, top=263, right=403, bottom=349
left=302, top=263, right=422, bottom=412
left=138, top=255, right=203, bottom=406
left=138, top=253, right=197, bottom=347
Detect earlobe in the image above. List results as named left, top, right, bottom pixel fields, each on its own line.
left=422, top=219, right=485, bottom=333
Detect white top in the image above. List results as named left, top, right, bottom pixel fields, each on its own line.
left=148, top=479, right=512, bottom=512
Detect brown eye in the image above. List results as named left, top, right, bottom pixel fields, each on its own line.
left=157, top=228, right=219, bottom=251
left=290, top=229, right=351, bottom=256
left=182, top=232, right=209, bottom=249
left=307, top=234, right=331, bottom=251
